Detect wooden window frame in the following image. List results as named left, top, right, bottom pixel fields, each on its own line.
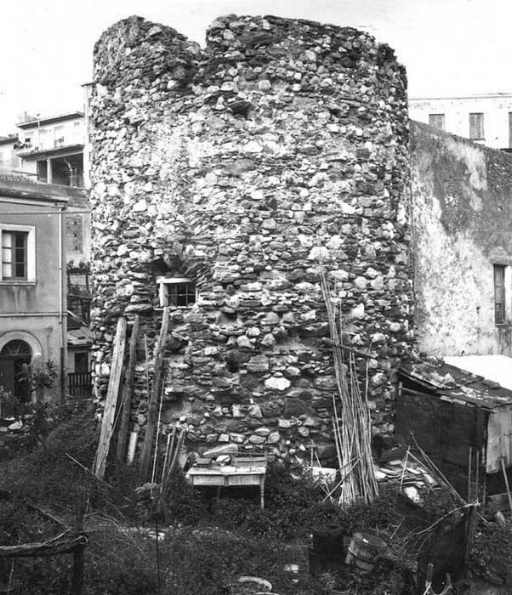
left=428, top=113, right=445, bottom=131
left=494, top=264, right=507, bottom=324
left=0, top=225, right=35, bottom=282
left=469, top=112, right=485, bottom=140
left=157, top=277, right=197, bottom=308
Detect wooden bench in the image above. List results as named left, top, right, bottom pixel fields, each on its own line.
left=186, top=452, right=268, bottom=509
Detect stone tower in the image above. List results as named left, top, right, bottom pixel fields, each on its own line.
left=89, top=15, right=412, bottom=464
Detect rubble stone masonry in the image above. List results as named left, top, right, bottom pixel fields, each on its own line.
left=89, top=14, right=413, bottom=463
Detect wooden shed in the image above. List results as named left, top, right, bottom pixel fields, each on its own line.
left=396, top=361, right=512, bottom=503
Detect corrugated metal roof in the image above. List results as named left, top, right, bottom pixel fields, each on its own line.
left=445, top=355, right=512, bottom=391
left=0, top=170, right=39, bottom=184
left=399, top=359, right=512, bottom=410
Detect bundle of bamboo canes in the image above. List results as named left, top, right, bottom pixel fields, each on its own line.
left=320, top=267, right=378, bottom=506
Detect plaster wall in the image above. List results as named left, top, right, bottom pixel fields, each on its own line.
left=409, top=95, right=512, bottom=149
left=0, top=142, right=19, bottom=170
left=17, top=159, right=37, bottom=177
left=0, top=321, right=61, bottom=367
left=411, top=120, right=512, bottom=357
left=0, top=187, right=68, bottom=396
left=0, top=198, right=65, bottom=314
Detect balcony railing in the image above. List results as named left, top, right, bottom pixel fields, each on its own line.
left=68, top=372, right=92, bottom=398
left=14, top=138, right=84, bottom=156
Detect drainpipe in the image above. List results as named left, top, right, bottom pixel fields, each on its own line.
left=58, top=203, right=67, bottom=398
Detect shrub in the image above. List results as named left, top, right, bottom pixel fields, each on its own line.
left=470, top=521, right=512, bottom=584
left=3, top=554, right=73, bottom=595
left=85, top=522, right=160, bottom=595
left=82, top=521, right=317, bottom=595
left=0, top=401, right=99, bottom=509
left=198, top=462, right=326, bottom=540
left=163, top=528, right=315, bottom=595
left=162, top=467, right=207, bottom=525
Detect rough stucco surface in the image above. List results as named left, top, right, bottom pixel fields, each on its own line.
left=411, top=120, right=512, bottom=357
left=89, top=15, right=413, bottom=463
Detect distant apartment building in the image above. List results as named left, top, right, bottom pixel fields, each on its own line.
left=0, top=136, right=20, bottom=170
left=15, top=112, right=85, bottom=186
left=409, top=93, right=512, bottom=150
left=0, top=112, right=90, bottom=266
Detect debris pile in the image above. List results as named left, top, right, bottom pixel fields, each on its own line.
left=375, top=453, right=438, bottom=503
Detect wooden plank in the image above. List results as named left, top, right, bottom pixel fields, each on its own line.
left=94, top=317, right=127, bottom=479
left=500, top=457, right=512, bottom=514
left=139, top=307, right=170, bottom=481
left=116, top=315, right=140, bottom=462
left=0, top=532, right=88, bottom=558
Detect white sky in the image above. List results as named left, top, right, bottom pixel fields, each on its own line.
left=1, top=0, right=512, bottom=133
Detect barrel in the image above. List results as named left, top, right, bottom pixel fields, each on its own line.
left=345, top=532, right=386, bottom=572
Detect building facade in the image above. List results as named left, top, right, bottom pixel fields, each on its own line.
left=409, top=93, right=512, bottom=150
left=15, top=112, right=85, bottom=187
left=0, top=112, right=90, bottom=266
left=0, top=173, right=73, bottom=400
left=0, top=136, right=20, bottom=171
left=410, top=120, right=512, bottom=357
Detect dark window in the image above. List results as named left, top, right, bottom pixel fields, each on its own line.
left=429, top=114, right=445, bottom=131
left=494, top=264, right=506, bottom=324
left=159, top=278, right=197, bottom=308
left=74, top=352, right=89, bottom=374
left=166, top=281, right=196, bottom=307
left=469, top=113, right=484, bottom=140
left=2, top=231, right=28, bottom=279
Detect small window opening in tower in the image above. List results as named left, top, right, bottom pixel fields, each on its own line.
left=158, top=277, right=197, bottom=308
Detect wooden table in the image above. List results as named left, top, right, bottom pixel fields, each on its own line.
left=186, top=458, right=267, bottom=509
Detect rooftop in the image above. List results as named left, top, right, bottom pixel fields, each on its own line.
left=399, top=357, right=512, bottom=410
left=409, top=92, right=512, bottom=101
left=0, top=169, right=87, bottom=202
left=0, top=169, right=38, bottom=185
left=444, top=355, right=512, bottom=392
left=17, top=111, right=84, bottom=129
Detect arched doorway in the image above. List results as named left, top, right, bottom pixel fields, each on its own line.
left=0, top=340, right=32, bottom=402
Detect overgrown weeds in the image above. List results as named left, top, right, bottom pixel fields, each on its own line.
left=3, top=407, right=512, bottom=594
left=83, top=520, right=318, bottom=595
left=470, top=521, right=512, bottom=585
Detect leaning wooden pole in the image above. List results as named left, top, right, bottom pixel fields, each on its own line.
left=116, top=315, right=140, bottom=462
left=139, top=307, right=170, bottom=481
left=94, top=317, right=127, bottom=479
left=72, top=489, right=86, bottom=595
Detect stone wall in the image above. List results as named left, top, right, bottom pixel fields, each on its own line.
left=89, top=15, right=413, bottom=464
left=411, top=120, right=512, bottom=357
